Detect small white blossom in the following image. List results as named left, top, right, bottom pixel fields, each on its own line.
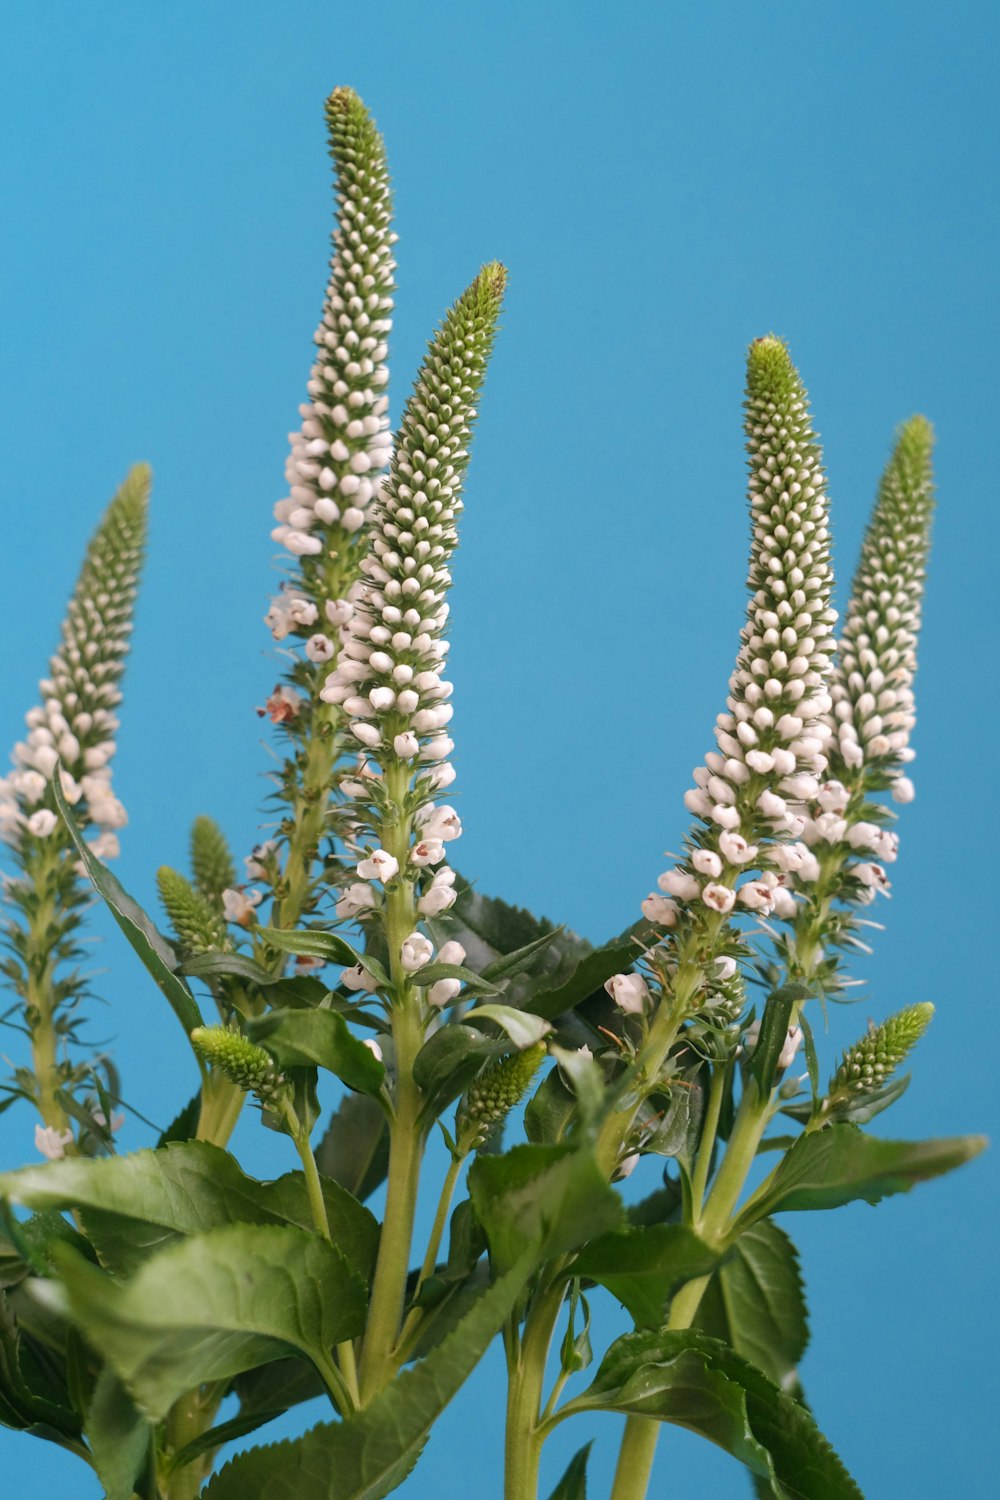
left=335, top=882, right=378, bottom=920
left=718, top=831, right=758, bottom=865
left=778, top=1026, right=804, bottom=1070
left=641, top=893, right=678, bottom=926
left=692, top=848, right=723, bottom=878
left=356, top=849, right=399, bottom=883
left=400, top=931, right=435, bottom=972
left=437, top=940, right=467, bottom=966
left=428, top=977, right=462, bottom=1007
left=702, top=883, right=736, bottom=914
left=342, top=963, right=379, bottom=994
left=26, top=809, right=58, bottom=838
left=604, top=973, right=650, bottom=1014
left=363, top=1037, right=384, bottom=1062
left=222, top=888, right=263, bottom=926
left=35, top=1124, right=74, bottom=1160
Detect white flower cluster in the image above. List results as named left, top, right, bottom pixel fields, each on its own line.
left=0, top=467, right=148, bottom=857
left=643, top=339, right=838, bottom=932
left=321, top=264, right=506, bottom=946
left=269, top=88, right=395, bottom=596
left=827, top=415, right=934, bottom=800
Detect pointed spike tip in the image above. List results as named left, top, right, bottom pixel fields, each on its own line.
left=746, top=334, right=799, bottom=402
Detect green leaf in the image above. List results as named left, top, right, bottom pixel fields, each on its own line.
left=260, top=928, right=389, bottom=987
left=0, top=1141, right=378, bottom=1281
left=410, top=963, right=503, bottom=999
left=469, top=1142, right=623, bottom=1276
left=157, top=1091, right=202, bottom=1147
left=480, top=927, right=567, bottom=981
left=734, top=1124, right=988, bottom=1234
left=568, top=1225, right=721, bottom=1330
left=412, top=1024, right=506, bottom=1120
left=547, top=1441, right=592, bottom=1499
left=52, top=769, right=204, bottom=1038
left=695, top=1220, right=808, bottom=1392
left=525, top=1065, right=579, bottom=1146
left=86, top=1366, right=153, bottom=1500
left=0, top=1289, right=86, bottom=1454
left=245, top=1009, right=385, bottom=1095
left=315, top=1094, right=390, bottom=1203
left=526, top=936, right=641, bottom=1020
left=204, top=1256, right=533, bottom=1500
left=464, top=1004, right=552, bottom=1049
left=560, top=1328, right=862, bottom=1500
left=36, top=1224, right=366, bottom=1421
left=749, top=985, right=810, bottom=1095
left=446, top=880, right=590, bottom=995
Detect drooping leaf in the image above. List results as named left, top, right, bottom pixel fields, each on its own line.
left=749, top=984, right=811, bottom=1095
left=525, top=1065, right=579, bottom=1145
left=464, top=1004, right=552, bottom=1049
left=734, top=1124, right=987, bottom=1234
left=469, top=1142, right=623, bottom=1275
left=157, top=1090, right=202, bottom=1146
left=204, top=1256, right=533, bottom=1500
left=246, top=1009, right=385, bottom=1095
left=0, top=1141, right=378, bottom=1280
left=526, top=936, right=642, bottom=1020
left=480, top=927, right=569, bottom=983
left=560, top=1328, right=862, bottom=1500
left=315, top=1094, right=390, bottom=1203
left=547, top=1441, right=592, bottom=1499
left=446, top=880, right=590, bottom=995
left=568, top=1225, right=721, bottom=1330
left=86, top=1365, right=153, bottom=1500
left=34, top=1224, right=367, bottom=1421
left=695, top=1220, right=808, bottom=1392
left=52, top=770, right=204, bottom=1038
left=409, top=963, right=504, bottom=1000
left=259, top=927, right=389, bottom=988
left=0, top=1289, right=86, bottom=1455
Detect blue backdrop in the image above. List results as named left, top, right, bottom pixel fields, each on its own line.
left=1, top=2, right=996, bottom=1495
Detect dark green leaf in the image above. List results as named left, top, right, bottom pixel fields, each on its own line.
left=558, top=1283, right=592, bottom=1375
left=0, top=1289, right=86, bottom=1454
left=86, top=1366, right=152, bottom=1500
left=560, top=1328, right=862, bottom=1500
left=464, top=1004, right=551, bottom=1048
left=246, top=1009, right=385, bottom=1095
left=547, top=1441, right=592, bottom=1499
left=734, top=1124, right=988, bottom=1234
left=157, top=1091, right=202, bottom=1147
left=749, top=985, right=810, bottom=1095
left=260, top=928, right=390, bottom=987
left=525, top=1066, right=578, bottom=1146
left=410, top=963, right=503, bottom=999
left=480, top=927, right=568, bottom=983
left=204, top=1256, right=534, bottom=1500
left=315, top=1094, right=390, bottom=1203
left=412, top=1024, right=506, bottom=1120
left=52, top=769, right=204, bottom=1038
left=0, top=1141, right=378, bottom=1281
left=526, top=938, right=641, bottom=1021
left=695, top=1220, right=808, bottom=1391
left=36, top=1224, right=367, bottom=1421
left=469, top=1143, right=623, bottom=1275
left=569, top=1225, right=721, bottom=1329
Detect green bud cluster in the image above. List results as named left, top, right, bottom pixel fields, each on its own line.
left=157, top=867, right=229, bottom=956
left=828, top=1002, right=933, bottom=1100
left=189, top=816, right=237, bottom=906
left=190, top=1026, right=285, bottom=1103
left=456, top=1043, right=546, bottom=1146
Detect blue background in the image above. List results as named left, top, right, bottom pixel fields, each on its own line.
left=1, top=2, right=997, bottom=1494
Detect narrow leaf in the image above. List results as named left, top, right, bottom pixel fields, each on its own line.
left=547, top=1441, right=592, bottom=1499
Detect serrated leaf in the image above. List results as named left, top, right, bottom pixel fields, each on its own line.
left=85, top=1365, right=152, bottom=1500
left=315, top=1095, right=390, bottom=1203
left=157, top=1091, right=202, bottom=1147
left=0, top=1289, right=86, bottom=1454
left=203, top=1257, right=533, bottom=1500
left=246, top=1009, right=385, bottom=1094
left=560, top=1328, right=862, bottom=1500
left=36, top=1224, right=366, bottom=1421
left=547, top=1441, right=592, bottom=1499
left=695, top=1220, right=808, bottom=1392
left=469, top=1142, right=623, bottom=1275
left=734, top=1125, right=987, bottom=1234
left=0, top=1141, right=378, bottom=1281
left=52, top=769, right=204, bottom=1038
left=568, top=1225, right=722, bottom=1330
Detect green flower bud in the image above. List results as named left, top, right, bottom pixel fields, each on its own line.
left=190, top=1026, right=285, bottom=1103
left=189, top=816, right=237, bottom=905
left=157, top=866, right=229, bottom=957
left=827, top=1002, right=933, bottom=1102
left=456, top=1043, right=546, bottom=1146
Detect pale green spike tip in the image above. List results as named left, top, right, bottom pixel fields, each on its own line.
left=829, top=1001, right=934, bottom=1102
left=189, top=816, right=237, bottom=902
left=157, top=865, right=227, bottom=956
left=190, top=1025, right=285, bottom=1101
left=746, top=334, right=799, bottom=403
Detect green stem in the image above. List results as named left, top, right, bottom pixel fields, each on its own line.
left=394, top=1149, right=465, bottom=1360
left=689, top=1060, right=727, bottom=1215
left=504, top=1284, right=565, bottom=1500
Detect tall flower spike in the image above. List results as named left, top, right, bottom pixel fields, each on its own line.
left=260, top=89, right=397, bottom=929
left=323, top=263, right=507, bottom=951
left=644, top=338, right=838, bottom=958
left=828, top=416, right=934, bottom=793
left=825, top=1002, right=933, bottom=1109
left=189, top=815, right=237, bottom=908
left=0, top=466, right=149, bottom=1138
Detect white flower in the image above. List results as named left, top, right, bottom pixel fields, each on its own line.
left=770, top=886, right=798, bottom=919
left=35, top=1124, right=74, bottom=1160
left=810, top=812, right=848, bottom=845
left=342, top=963, right=379, bottom=994
left=356, top=849, right=399, bottom=883
left=418, top=883, right=457, bottom=916
left=416, top=805, right=463, bottom=842
left=428, top=977, right=462, bottom=1007
left=714, top=956, right=737, bottom=982
left=702, top=883, right=736, bottom=914
left=393, top=731, right=419, bottom=758
left=817, top=780, right=849, bottom=813
left=352, top=722, right=382, bottom=748
left=335, top=882, right=378, bottom=920
left=641, top=893, right=678, bottom=926
left=26, top=809, right=58, bottom=838
left=363, top=1037, right=384, bottom=1061
left=846, top=821, right=882, bottom=852
left=245, top=840, right=279, bottom=878
left=615, top=1152, right=640, bottom=1181
left=658, top=868, right=700, bottom=901
left=892, top=776, right=915, bottom=803
left=16, top=770, right=46, bottom=804
left=856, top=862, right=890, bottom=893
left=778, top=1025, right=804, bottom=1070
left=437, top=940, right=467, bottom=966
left=757, top=790, right=787, bottom=821
left=305, top=634, right=335, bottom=663
left=604, top=973, right=650, bottom=1014
left=411, top=839, right=445, bottom=867
left=325, top=598, right=355, bottom=627
left=738, top=880, right=776, bottom=914
left=691, top=848, right=723, bottom=878
left=400, top=931, right=435, bottom=972
left=718, top=830, right=758, bottom=865
left=222, top=887, right=263, bottom=926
